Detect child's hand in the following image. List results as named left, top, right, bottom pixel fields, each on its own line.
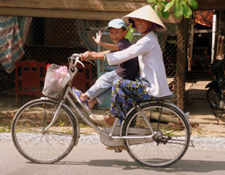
left=92, top=31, right=102, bottom=45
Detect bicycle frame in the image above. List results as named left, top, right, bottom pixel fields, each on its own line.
left=43, top=86, right=155, bottom=142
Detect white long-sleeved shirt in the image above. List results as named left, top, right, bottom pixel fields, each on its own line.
left=106, top=31, right=172, bottom=97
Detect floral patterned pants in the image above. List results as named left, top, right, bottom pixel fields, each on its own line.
left=109, top=74, right=156, bottom=122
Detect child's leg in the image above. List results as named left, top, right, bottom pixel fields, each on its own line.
left=95, top=88, right=111, bottom=104
left=85, top=89, right=111, bottom=110
left=85, top=70, right=120, bottom=100
left=80, top=71, right=120, bottom=109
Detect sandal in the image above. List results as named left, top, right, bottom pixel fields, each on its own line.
left=73, top=87, right=91, bottom=112
left=89, top=115, right=112, bottom=128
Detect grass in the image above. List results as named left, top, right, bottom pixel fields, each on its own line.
left=80, top=123, right=91, bottom=128
left=0, top=126, right=11, bottom=133
left=57, top=121, right=65, bottom=126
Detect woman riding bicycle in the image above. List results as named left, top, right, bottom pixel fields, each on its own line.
left=81, top=5, right=172, bottom=127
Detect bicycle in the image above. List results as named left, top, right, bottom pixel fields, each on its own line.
left=11, top=53, right=192, bottom=167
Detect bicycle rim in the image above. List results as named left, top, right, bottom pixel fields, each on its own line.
left=12, top=99, right=77, bottom=164
left=123, top=102, right=190, bottom=167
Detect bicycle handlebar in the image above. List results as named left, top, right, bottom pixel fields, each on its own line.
left=68, top=54, right=83, bottom=71
left=68, top=53, right=95, bottom=71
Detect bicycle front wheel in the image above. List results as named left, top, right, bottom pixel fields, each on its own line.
left=12, top=99, right=77, bottom=164
left=123, top=102, right=190, bottom=167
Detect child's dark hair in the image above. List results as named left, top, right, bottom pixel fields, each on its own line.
left=109, top=27, right=127, bottom=31
left=122, top=27, right=127, bottom=31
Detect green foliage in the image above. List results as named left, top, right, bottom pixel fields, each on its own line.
left=174, top=0, right=183, bottom=17
left=187, top=0, right=198, bottom=9
left=147, top=0, right=198, bottom=19
left=164, top=0, right=175, bottom=12
left=182, top=1, right=193, bottom=18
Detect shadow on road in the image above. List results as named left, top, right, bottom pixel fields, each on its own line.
left=56, top=158, right=225, bottom=173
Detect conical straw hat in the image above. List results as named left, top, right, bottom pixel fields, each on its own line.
left=122, top=5, right=166, bottom=32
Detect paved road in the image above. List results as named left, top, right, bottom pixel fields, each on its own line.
left=1, top=143, right=225, bottom=175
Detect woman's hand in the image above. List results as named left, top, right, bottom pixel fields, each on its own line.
left=81, top=51, right=92, bottom=61
left=81, top=51, right=105, bottom=61
left=92, top=31, right=102, bottom=45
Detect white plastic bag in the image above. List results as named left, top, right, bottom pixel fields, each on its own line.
left=42, top=64, right=70, bottom=98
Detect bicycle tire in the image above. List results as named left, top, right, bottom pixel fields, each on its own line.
left=12, top=98, right=77, bottom=164
left=206, top=87, right=220, bottom=107
left=122, top=102, right=190, bottom=167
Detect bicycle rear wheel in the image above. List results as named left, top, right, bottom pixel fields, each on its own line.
left=123, top=102, right=190, bottom=167
left=12, top=99, right=77, bottom=164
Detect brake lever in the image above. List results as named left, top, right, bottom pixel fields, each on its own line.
left=77, top=60, right=85, bottom=67
left=86, top=60, right=96, bottom=66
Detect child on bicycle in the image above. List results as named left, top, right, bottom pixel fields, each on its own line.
left=73, top=18, right=139, bottom=111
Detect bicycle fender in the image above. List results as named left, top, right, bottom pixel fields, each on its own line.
left=127, top=101, right=192, bottom=135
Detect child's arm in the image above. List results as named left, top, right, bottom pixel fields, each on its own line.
left=93, top=31, right=119, bottom=51
left=99, top=43, right=119, bottom=51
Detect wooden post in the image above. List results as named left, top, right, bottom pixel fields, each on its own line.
left=176, top=18, right=188, bottom=110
